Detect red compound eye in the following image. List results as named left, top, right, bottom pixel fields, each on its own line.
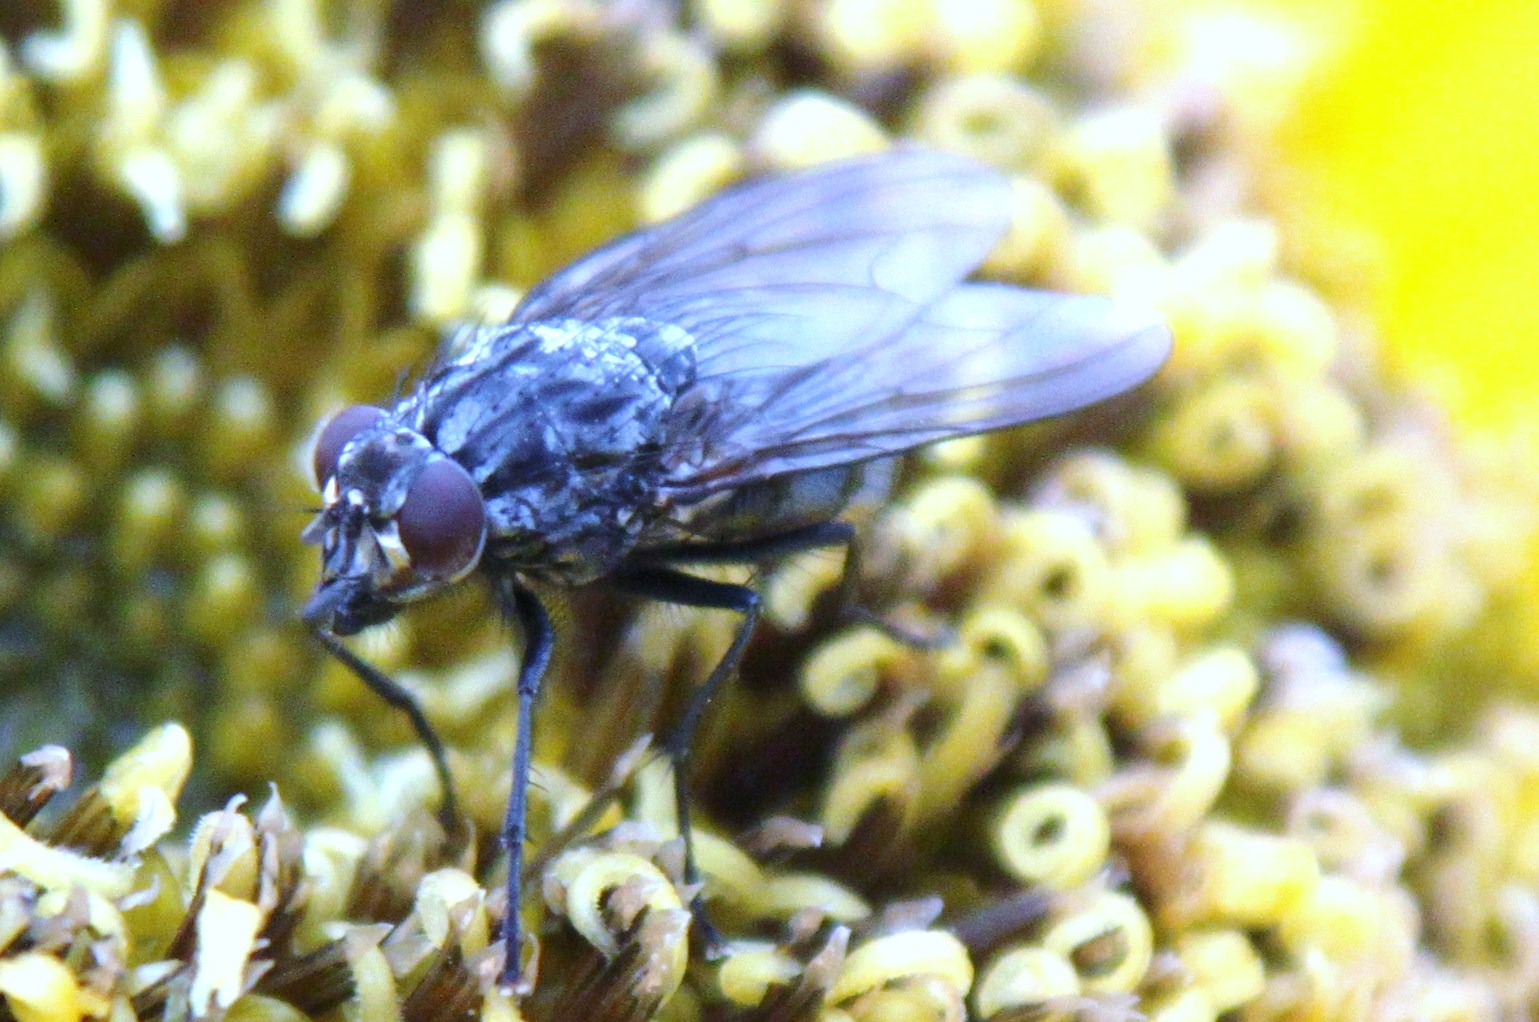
left=313, top=405, right=385, bottom=487
left=397, top=458, right=486, bottom=579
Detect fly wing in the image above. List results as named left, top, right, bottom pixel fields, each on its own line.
left=509, top=148, right=1012, bottom=353
left=508, top=148, right=1169, bottom=502
left=663, top=285, right=1171, bottom=500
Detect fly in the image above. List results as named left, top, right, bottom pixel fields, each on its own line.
left=301, top=148, right=1172, bottom=990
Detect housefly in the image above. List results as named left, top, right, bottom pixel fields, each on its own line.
left=301, top=148, right=1172, bottom=989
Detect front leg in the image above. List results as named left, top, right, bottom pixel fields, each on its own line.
left=494, top=580, right=554, bottom=992
left=311, top=627, right=463, bottom=839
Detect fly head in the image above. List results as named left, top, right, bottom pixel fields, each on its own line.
left=303, top=405, right=488, bottom=635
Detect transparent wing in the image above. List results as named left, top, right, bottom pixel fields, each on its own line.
left=664, top=286, right=1172, bottom=500
left=509, top=148, right=1013, bottom=356
left=509, top=148, right=1170, bottom=500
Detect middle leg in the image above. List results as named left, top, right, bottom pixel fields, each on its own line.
left=645, top=520, right=948, bottom=647
left=609, top=565, right=760, bottom=946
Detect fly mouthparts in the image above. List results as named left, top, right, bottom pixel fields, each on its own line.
left=301, top=585, right=344, bottom=629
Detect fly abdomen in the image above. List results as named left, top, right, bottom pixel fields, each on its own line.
left=660, top=462, right=877, bottom=549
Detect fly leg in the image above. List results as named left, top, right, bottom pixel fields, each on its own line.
left=312, top=627, right=463, bottom=839
left=493, top=581, right=555, bottom=991
left=646, top=520, right=950, bottom=649
left=608, top=566, right=761, bottom=954
left=818, top=521, right=952, bottom=650
left=607, top=522, right=943, bottom=951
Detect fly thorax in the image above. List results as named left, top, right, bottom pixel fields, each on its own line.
left=407, top=317, right=697, bottom=584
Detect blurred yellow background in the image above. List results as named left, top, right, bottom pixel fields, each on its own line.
left=1264, top=0, right=1539, bottom=435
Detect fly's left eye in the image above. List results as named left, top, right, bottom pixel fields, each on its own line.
left=397, top=458, right=486, bottom=579
left=313, top=405, right=386, bottom=487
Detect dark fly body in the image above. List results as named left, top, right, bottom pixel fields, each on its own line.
left=301, top=149, right=1172, bottom=989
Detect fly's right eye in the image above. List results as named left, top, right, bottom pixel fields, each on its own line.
left=397, top=458, right=485, bottom=580
left=313, top=405, right=385, bottom=487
